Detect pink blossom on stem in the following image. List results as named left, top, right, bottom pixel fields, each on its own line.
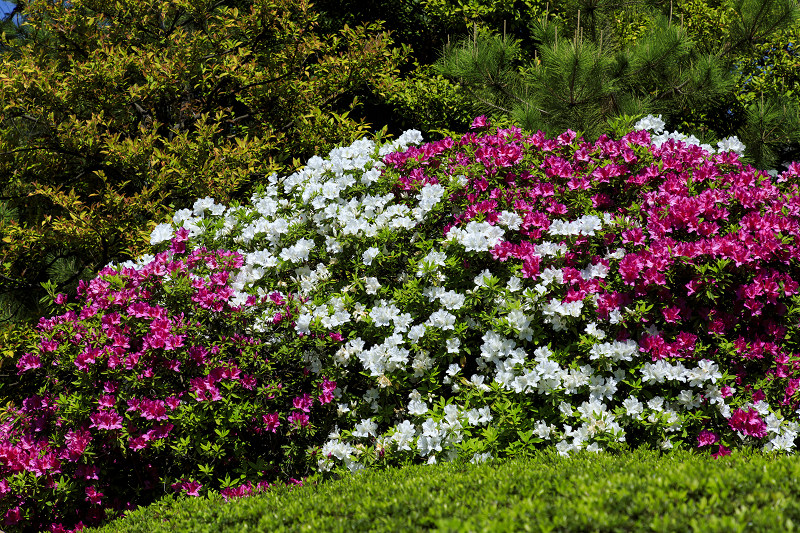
left=4, top=506, right=21, bottom=526
left=728, top=408, right=768, bottom=438
left=697, top=430, right=719, bottom=447
left=89, top=410, right=123, bottom=431
left=63, top=428, right=91, bottom=461
left=288, top=411, right=309, bottom=428
left=712, top=444, right=732, bottom=459
left=262, top=413, right=280, bottom=432
left=470, top=115, right=489, bottom=129
left=171, top=480, right=202, bottom=497
left=16, top=353, right=41, bottom=374
left=85, top=486, right=103, bottom=505
left=292, top=394, right=313, bottom=412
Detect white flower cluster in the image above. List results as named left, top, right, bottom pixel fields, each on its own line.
left=541, top=297, right=584, bottom=331
left=416, top=249, right=448, bottom=277
left=149, top=223, right=174, bottom=245
left=588, top=339, right=638, bottom=362
left=716, top=136, right=747, bottom=155
left=547, top=214, right=604, bottom=237
left=634, top=114, right=666, bottom=134
left=556, top=397, right=626, bottom=456
left=534, top=241, right=567, bottom=257
left=635, top=114, right=746, bottom=155
left=445, top=220, right=505, bottom=252
left=414, top=184, right=447, bottom=221
left=639, top=359, right=722, bottom=387
left=319, top=401, right=488, bottom=471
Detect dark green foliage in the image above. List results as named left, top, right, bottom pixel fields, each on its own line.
left=732, top=26, right=800, bottom=165
left=437, top=0, right=800, bottom=169
left=88, top=449, right=800, bottom=532
left=735, top=30, right=800, bottom=104
left=313, top=0, right=552, bottom=64
left=377, top=64, right=474, bottom=136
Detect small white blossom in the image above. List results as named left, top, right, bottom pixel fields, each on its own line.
left=408, top=390, right=429, bottom=416
left=352, top=419, right=378, bottom=438
left=622, top=397, right=644, bottom=419
left=362, top=247, right=380, bottom=266
left=150, top=223, right=174, bottom=245
left=364, top=277, right=381, bottom=294
left=634, top=114, right=665, bottom=134
left=446, top=337, right=461, bottom=353
left=717, top=136, right=746, bottom=155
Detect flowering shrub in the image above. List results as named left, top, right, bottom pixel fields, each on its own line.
left=1, top=245, right=337, bottom=531
left=5, top=117, right=800, bottom=530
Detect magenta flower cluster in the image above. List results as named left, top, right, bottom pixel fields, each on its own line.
left=1, top=245, right=339, bottom=531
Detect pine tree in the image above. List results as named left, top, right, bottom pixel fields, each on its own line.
left=436, top=0, right=800, bottom=168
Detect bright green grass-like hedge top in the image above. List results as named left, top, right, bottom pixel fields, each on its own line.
left=4, top=117, right=800, bottom=531
left=87, top=449, right=800, bottom=533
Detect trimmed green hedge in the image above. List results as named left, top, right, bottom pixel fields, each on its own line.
left=90, top=449, right=800, bottom=532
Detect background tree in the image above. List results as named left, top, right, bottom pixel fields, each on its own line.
left=0, top=0, right=24, bottom=51
left=436, top=0, right=800, bottom=168
left=0, top=0, right=407, bottom=324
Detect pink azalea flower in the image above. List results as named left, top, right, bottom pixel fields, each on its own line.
left=171, top=481, right=203, bottom=496
left=89, top=410, right=123, bottom=431
left=728, top=408, right=768, bottom=438
left=287, top=411, right=309, bottom=428
left=165, top=396, right=182, bottom=410
left=145, top=424, right=174, bottom=440
left=180, top=481, right=202, bottom=497
left=4, top=506, right=21, bottom=525
left=262, top=413, right=280, bottom=432
left=470, top=115, right=489, bottom=129
left=292, top=394, right=313, bottom=412
left=174, top=227, right=190, bottom=241
left=240, top=375, right=257, bottom=390
left=128, top=435, right=149, bottom=451
left=139, top=399, right=168, bottom=421
left=712, top=444, right=732, bottom=459
left=618, top=254, right=643, bottom=285
left=75, top=347, right=101, bottom=370
left=63, top=429, right=91, bottom=460
left=220, top=481, right=269, bottom=501
left=320, top=379, right=337, bottom=393
left=126, top=398, right=140, bottom=412
left=163, top=334, right=184, bottom=350
left=662, top=306, right=681, bottom=323
left=16, top=353, right=41, bottom=374
left=208, top=387, right=223, bottom=401
left=85, top=486, right=103, bottom=505
left=697, top=430, right=718, bottom=447
left=556, top=129, right=576, bottom=145
left=97, top=395, right=116, bottom=408
left=40, top=339, right=59, bottom=352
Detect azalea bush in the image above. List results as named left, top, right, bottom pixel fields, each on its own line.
left=1, top=243, right=343, bottom=530
left=4, top=117, right=800, bottom=531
